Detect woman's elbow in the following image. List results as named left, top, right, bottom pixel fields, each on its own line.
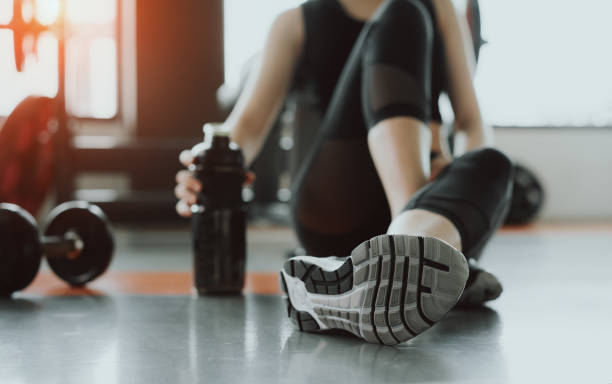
left=453, top=113, right=482, bottom=133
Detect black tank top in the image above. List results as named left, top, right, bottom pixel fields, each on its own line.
left=294, top=0, right=447, bottom=122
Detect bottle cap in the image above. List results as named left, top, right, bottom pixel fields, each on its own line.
left=203, top=122, right=230, bottom=137
left=202, top=122, right=230, bottom=149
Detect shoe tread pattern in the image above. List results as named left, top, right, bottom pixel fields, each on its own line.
left=357, top=235, right=468, bottom=345
left=281, top=234, right=468, bottom=345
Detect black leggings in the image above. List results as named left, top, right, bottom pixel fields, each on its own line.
left=290, top=0, right=513, bottom=260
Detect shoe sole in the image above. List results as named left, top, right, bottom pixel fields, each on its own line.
left=279, top=234, right=469, bottom=345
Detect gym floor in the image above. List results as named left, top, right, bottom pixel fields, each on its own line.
left=1, top=224, right=611, bottom=384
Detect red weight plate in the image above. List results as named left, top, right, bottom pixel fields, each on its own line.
left=0, top=96, right=56, bottom=215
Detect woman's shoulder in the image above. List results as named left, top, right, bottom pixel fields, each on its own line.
left=430, top=0, right=459, bottom=30
left=273, top=5, right=304, bottom=25
left=270, top=6, right=305, bottom=49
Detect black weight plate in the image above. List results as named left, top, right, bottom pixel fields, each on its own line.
left=0, top=203, right=42, bottom=295
left=43, top=201, right=114, bottom=286
left=505, top=164, right=544, bottom=225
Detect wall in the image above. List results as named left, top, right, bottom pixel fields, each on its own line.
left=136, top=0, right=224, bottom=139
left=496, top=127, right=612, bottom=221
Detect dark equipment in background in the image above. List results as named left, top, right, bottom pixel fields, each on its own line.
left=443, top=136, right=545, bottom=224
left=0, top=96, right=57, bottom=215
left=0, top=201, right=114, bottom=296
left=505, top=164, right=545, bottom=225
left=1, top=0, right=543, bottom=224
left=1, top=0, right=225, bottom=221
left=0, top=0, right=73, bottom=213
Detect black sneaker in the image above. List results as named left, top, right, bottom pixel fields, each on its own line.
left=457, top=261, right=503, bottom=307
left=279, top=234, right=469, bottom=345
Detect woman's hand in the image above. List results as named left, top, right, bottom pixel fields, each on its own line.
left=430, top=152, right=452, bottom=181
left=174, top=149, right=255, bottom=218
left=174, top=7, right=302, bottom=218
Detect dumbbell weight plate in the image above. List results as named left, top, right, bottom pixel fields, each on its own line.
left=0, top=203, right=43, bottom=295
left=43, top=201, right=114, bottom=286
left=505, top=164, right=545, bottom=225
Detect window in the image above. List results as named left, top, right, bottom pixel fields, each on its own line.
left=224, top=0, right=612, bottom=128
left=0, top=0, right=118, bottom=119
left=475, top=0, right=612, bottom=127
left=223, top=0, right=304, bottom=87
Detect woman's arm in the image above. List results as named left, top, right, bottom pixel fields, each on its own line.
left=433, top=0, right=493, bottom=155
left=225, top=7, right=304, bottom=166
left=175, top=8, right=303, bottom=217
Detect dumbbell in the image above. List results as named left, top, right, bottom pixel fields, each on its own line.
left=0, top=201, right=114, bottom=296
left=505, top=164, right=545, bottom=225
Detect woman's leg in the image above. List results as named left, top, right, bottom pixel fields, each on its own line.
left=362, top=4, right=513, bottom=307
left=291, top=0, right=434, bottom=256
left=283, top=0, right=474, bottom=345
left=367, top=118, right=464, bottom=252
left=361, top=0, right=513, bottom=260
left=395, top=148, right=514, bottom=260
left=292, top=0, right=512, bottom=260
left=386, top=147, right=513, bottom=306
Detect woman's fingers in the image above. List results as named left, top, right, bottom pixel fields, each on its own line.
left=174, top=183, right=198, bottom=205
left=176, top=200, right=192, bottom=218
left=176, top=149, right=200, bottom=218
left=175, top=170, right=202, bottom=193
left=174, top=170, right=201, bottom=207
left=177, top=148, right=256, bottom=218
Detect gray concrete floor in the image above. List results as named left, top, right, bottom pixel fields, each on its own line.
left=2, top=224, right=612, bottom=383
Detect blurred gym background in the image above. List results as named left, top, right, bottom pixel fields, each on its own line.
left=2, top=2, right=612, bottom=382
left=1, top=0, right=612, bottom=224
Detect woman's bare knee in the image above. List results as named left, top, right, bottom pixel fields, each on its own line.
left=387, top=209, right=462, bottom=251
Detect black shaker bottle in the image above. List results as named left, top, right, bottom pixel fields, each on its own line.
left=190, top=123, right=247, bottom=294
